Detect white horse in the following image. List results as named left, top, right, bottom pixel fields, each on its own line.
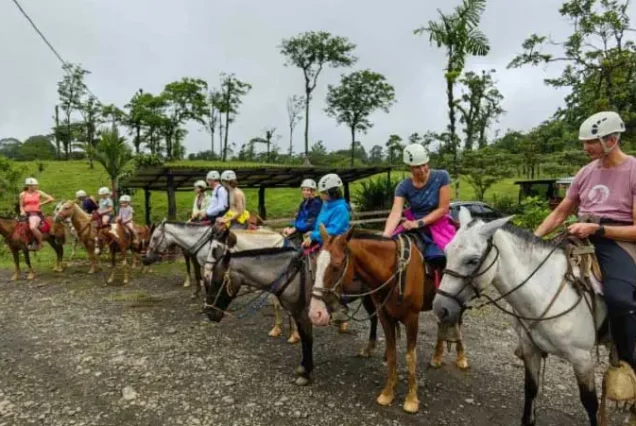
left=433, top=207, right=608, bottom=426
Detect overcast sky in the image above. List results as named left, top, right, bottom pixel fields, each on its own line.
left=1, top=0, right=591, bottom=155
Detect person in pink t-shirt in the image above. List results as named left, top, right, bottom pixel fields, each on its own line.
left=535, top=111, right=636, bottom=374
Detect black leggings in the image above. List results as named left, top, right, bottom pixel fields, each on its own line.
left=590, top=235, right=636, bottom=366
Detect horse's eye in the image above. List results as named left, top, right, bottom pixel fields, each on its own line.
left=466, top=258, right=479, bottom=267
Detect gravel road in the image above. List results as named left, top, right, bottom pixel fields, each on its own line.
left=0, top=264, right=629, bottom=425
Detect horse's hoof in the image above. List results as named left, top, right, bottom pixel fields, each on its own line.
left=429, top=358, right=444, bottom=369
left=295, top=376, right=310, bottom=386
left=10, top=274, right=18, bottom=282
left=26, top=273, right=35, bottom=281
left=88, top=270, right=95, bottom=275
left=268, top=325, right=282, bottom=338
left=376, top=393, right=394, bottom=406
left=295, top=365, right=306, bottom=376
left=183, top=280, right=191, bottom=288
left=402, top=399, right=419, bottom=414
left=456, top=358, right=469, bottom=370
left=338, top=322, right=350, bottom=334
left=287, top=332, right=300, bottom=344
left=357, top=348, right=373, bottom=358
left=123, top=281, right=129, bottom=286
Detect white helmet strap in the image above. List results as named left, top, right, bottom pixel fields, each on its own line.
left=600, top=136, right=618, bottom=155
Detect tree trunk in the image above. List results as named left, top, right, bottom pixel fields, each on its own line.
left=210, top=126, right=215, bottom=157
left=54, top=106, right=60, bottom=159
left=303, top=88, right=311, bottom=158
left=350, top=126, right=356, bottom=167
left=446, top=73, right=459, bottom=200
left=223, top=108, right=230, bottom=161
left=289, top=124, right=293, bottom=157
left=65, top=113, right=72, bottom=161
left=135, top=125, right=141, bottom=154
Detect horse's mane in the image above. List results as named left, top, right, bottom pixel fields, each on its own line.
left=500, top=222, right=562, bottom=251
left=230, top=246, right=298, bottom=258
left=349, top=230, right=392, bottom=241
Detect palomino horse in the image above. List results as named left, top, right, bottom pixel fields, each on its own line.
left=202, top=227, right=381, bottom=386
left=309, top=225, right=469, bottom=414
left=433, top=207, right=608, bottom=426
left=54, top=201, right=100, bottom=274
left=0, top=216, right=65, bottom=280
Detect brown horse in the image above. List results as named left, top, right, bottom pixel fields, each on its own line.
left=54, top=201, right=100, bottom=273
left=95, top=220, right=150, bottom=285
left=0, top=216, right=65, bottom=281
left=308, top=225, right=468, bottom=414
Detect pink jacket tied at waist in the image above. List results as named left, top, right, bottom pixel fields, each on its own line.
left=391, top=208, right=456, bottom=250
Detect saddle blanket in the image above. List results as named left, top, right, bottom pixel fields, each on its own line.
left=230, top=228, right=286, bottom=251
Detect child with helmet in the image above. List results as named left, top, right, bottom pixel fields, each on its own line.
left=283, top=178, right=322, bottom=244
left=190, top=180, right=210, bottom=222
left=19, top=177, right=55, bottom=250
left=218, top=170, right=250, bottom=229
left=75, top=190, right=98, bottom=214
left=302, top=173, right=351, bottom=247
left=117, top=195, right=138, bottom=244
left=97, top=187, right=114, bottom=226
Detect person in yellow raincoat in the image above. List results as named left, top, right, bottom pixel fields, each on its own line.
left=217, top=170, right=250, bottom=229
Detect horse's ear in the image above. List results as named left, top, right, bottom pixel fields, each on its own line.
left=344, top=226, right=354, bottom=242
left=478, top=215, right=514, bottom=240
left=227, top=231, right=237, bottom=248
left=319, top=223, right=329, bottom=242
left=458, top=206, right=472, bottom=229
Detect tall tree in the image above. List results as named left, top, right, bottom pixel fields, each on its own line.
left=369, top=145, right=384, bottom=164
left=206, top=90, right=222, bottom=156
left=385, top=134, right=404, bottom=165
left=508, top=0, right=636, bottom=132
left=57, top=63, right=89, bottom=160
left=160, top=78, right=208, bottom=160
left=87, top=128, right=133, bottom=200
left=101, top=104, right=126, bottom=129
left=457, top=69, right=504, bottom=150
left=123, top=89, right=148, bottom=154
left=286, top=95, right=304, bottom=156
left=217, top=73, right=252, bottom=161
left=325, top=70, right=396, bottom=166
left=78, top=95, right=103, bottom=168
left=414, top=0, right=490, bottom=197
left=279, top=31, right=357, bottom=158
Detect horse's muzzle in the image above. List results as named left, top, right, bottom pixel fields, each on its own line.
left=432, top=296, right=461, bottom=325
left=205, top=308, right=224, bottom=323
left=142, top=253, right=159, bottom=265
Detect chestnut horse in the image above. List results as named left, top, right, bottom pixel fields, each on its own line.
left=309, top=225, right=468, bottom=414
left=95, top=221, right=151, bottom=285
left=0, top=216, right=65, bottom=281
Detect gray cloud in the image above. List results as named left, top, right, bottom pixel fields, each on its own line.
left=0, top=0, right=596, bottom=155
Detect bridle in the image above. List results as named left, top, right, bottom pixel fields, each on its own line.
left=310, top=248, right=351, bottom=304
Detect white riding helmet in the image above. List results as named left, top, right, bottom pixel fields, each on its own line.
left=25, top=177, right=38, bottom=186
left=98, top=187, right=111, bottom=196
left=318, top=173, right=343, bottom=192
left=119, top=195, right=131, bottom=203
left=300, top=179, right=317, bottom=190
left=76, top=190, right=87, bottom=198
left=579, top=111, right=626, bottom=141
left=194, top=180, right=207, bottom=189
left=221, top=170, right=237, bottom=181
left=403, top=144, right=429, bottom=166
left=206, top=170, right=220, bottom=181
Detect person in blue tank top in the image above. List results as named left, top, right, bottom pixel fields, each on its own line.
left=302, top=173, right=351, bottom=248
left=76, top=190, right=98, bottom=214
left=283, top=179, right=322, bottom=242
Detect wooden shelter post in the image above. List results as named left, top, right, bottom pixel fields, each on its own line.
left=258, top=186, right=267, bottom=220
left=344, top=182, right=350, bottom=203
left=144, top=188, right=151, bottom=225
left=167, top=173, right=177, bottom=220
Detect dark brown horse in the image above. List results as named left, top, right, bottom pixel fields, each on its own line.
left=0, top=216, right=65, bottom=281
left=309, top=225, right=468, bottom=414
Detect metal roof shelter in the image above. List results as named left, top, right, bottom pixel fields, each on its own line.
left=513, top=177, right=574, bottom=206
left=120, top=165, right=393, bottom=224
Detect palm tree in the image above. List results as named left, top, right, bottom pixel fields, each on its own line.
left=88, top=128, right=133, bottom=200
left=414, top=0, right=489, bottom=198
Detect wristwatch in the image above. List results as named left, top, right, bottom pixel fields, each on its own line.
left=595, top=224, right=605, bottom=236
left=417, top=219, right=425, bottom=228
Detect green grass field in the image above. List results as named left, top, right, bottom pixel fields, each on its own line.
left=0, top=160, right=520, bottom=267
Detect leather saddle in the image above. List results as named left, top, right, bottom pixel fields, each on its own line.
left=562, top=235, right=602, bottom=284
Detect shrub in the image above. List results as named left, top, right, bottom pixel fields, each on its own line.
left=490, top=193, right=519, bottom=215
left=513, top=196, right=550, bottom=231
left=353, top=177, right=400, bottom=212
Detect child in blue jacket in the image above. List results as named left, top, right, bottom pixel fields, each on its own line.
left=283, top=179, right=322, bottom=240
left=302, top=173, right=351, bottom=247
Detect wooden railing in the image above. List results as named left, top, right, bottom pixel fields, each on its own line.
left=263, top=209, right=391, bottom=229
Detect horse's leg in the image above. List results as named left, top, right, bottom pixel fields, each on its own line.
left=403, top=314, right=420, bottom=413
left=122, top=248, right=129, bottom=286
left=358, top=295, right=378, bottom=358
left=572, top=353, right=598, bottom=426
left=183, top=254, right=192, bottom=287
left=191, top=259, right=203, bottom=299
left=53, top=240, right=64, bottom=272
left=269, top=297, right=283, bottom=337
left=376, top=309, right=397, bottom=407
left=10, top=247, right=20, bottom=281
left=520, top=344, right=542, bottom=426
left=292, top=313, right=313, bottom=386
left=107, top=249, right=116, bottom=285
left=430, top=338, right=445, bottom=368
left=24, top=248, right=35, bottom=281
left=287, top=314, right=300, bottom=344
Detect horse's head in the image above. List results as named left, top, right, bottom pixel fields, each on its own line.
left=308, top=224, right=354, bottom=327
left=202, top=225, right=237, bottom=282
left=54, top=200, right=75, bottom=222
left=433, top=207, right=513, bottom=325
left=203, top=245, right=238, bottom=323
left=142, top=220, right=171, bottom=265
